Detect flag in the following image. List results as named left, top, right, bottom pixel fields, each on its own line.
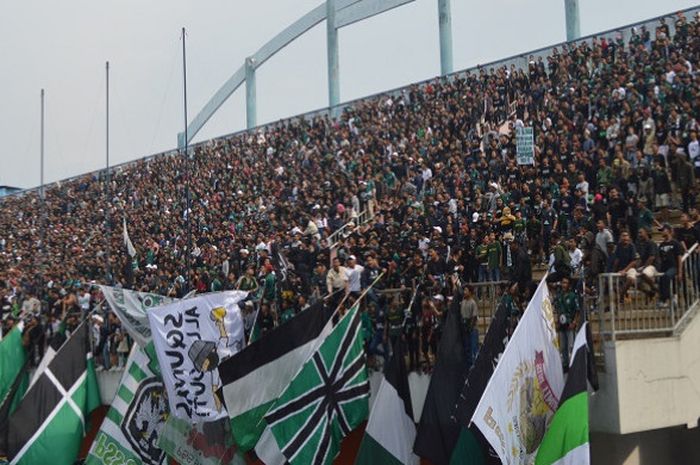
left=86, top=344, right=168, bottom=465
left=148, top=291, right=247, bottom=422
left=355, top=338, right=418, bottom=465
left=6, top=320, right=101, bottom=465
left=413, top=295, right=468, bottom=465
left=218, top=301, right=333, bottom=452
left=159, top=416, right=246, bottom=465
left=471, top=279, right=564, bottom=465
left=100, top=285, right=173, bottom=347
left=535, top=322, right=598, bottom=465
left=0, top=323, right=26, bottom=409
left=260, top=304, right=369, bottom=465
left=123, top=216, right=137, bottom=257
left=451, top=297, right=513, bottom=465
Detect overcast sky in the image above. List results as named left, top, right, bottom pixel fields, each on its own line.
left=1, top=0, right=696, bottom=188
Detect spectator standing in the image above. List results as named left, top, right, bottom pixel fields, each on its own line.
left=658, top=225, right=683, bottom=308
left=554, top=277, right=579, bottom=370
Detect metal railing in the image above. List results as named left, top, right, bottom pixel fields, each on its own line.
left=593, top=243, right=700, bottom=341
left=326, top=208, right=374, bottom=248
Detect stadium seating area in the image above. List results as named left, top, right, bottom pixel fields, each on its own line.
left=1, top=11, right=699, bottom=371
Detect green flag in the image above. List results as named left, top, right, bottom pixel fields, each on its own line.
left=259, top=304, right=369, bottom=465
left=535, top=322, right=597, bottom=465
left=86, top=344, right=168, bottom=465
left=6, top=320, right=100, bottom=465
left=0, top=323, right=27, bottom=413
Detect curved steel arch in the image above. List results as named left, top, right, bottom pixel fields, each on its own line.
left=179, top=0, right=421, bottom=147
left=179, top=0, right=581, bottom=148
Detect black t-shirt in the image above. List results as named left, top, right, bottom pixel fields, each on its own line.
left=658, top=239, right=682, bottom=272
left=614, top=243, right=639, bottom=271
left=636, top=239, right=658, bottom=267
left=675, top=226, right=699, bottom=250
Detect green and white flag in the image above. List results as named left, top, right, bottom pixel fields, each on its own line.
left=6, top=320, right=101, bottom=465
left=355, top=338, right=418, bottom=465
left=471, top=279, right=564, bottom=465
left=259, top=304, right=369, bottom=465
left=100, top=285, right=174, bottom=348
left=218, top=301, right=333, bottom=452
left=535, top=322, right=596, bottom=465
left=86, top=344, right=167, bottom=465
left=0, top=322, right=27, bottom=412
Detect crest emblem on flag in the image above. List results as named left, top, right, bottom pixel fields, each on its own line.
left=121, top=378, right=168, bottom=465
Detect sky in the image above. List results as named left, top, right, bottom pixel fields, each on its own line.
left=0, top=0, right=697, bottom=189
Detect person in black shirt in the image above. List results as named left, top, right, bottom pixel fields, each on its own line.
left=675, top=213, right=699, bottom=252
left=632, top=227, right=659, bottom=298
left=658, top=225, right=683, bottom=307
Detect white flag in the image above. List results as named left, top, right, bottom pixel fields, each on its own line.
left=147, top=291, right=247, bottom=422
left=471, top=279, right=564, bottom=465
left=123, top=217, right=137, bottom=257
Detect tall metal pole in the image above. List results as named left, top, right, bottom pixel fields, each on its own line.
left=437, top=0, right=454, bottom=75
left=40, top=89, right=46, bottom=298
left=564, top=0, right=581, bottom=41
left=182, top=27, right=192, bottom=294
left=105, top=61, right=112, bottom=284
left=326, top=0, right=340, bottom=116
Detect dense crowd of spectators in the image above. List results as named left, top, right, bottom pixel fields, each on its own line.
left=1, top=12, right=699, bottom=371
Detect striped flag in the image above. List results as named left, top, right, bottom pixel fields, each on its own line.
left=6, top=321, right=101, bottom=465
left=218, top=301, right=334, bottom=452
left=354, top=338, right=418, bottom=465
left=86, top=344, right=167, bottom=465
left=535, top=322, right=598, bottom=465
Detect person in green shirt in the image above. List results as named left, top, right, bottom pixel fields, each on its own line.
left=486, top=233, right=502, bottom=281
left=262, top=264, right=277, bottom=303
left=554, top=277, right=580, bottom=369
left=476, top=236, right=490, bottom=282
left=237, top=265, right=259, bottom=293
left=278, top=300, right=296, bottom=324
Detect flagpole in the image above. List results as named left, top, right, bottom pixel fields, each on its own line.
left=182, top=26, right=192, bottom=294
left=105, top=61, right=112, bottom=284
left=40, top=88, right=46, bottom=298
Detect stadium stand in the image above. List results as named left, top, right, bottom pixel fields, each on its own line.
left=1, top=10, right=699, bottom=373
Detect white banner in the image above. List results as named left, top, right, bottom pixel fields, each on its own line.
left=471, top=279, right=564, bottom=465
left=148, top=291, right=248, bottom=422
left=100, top=285, right=174, bottom=348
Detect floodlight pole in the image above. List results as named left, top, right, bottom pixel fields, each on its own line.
left=105, top=61, right=112, bottom=284
left=40, top=89, right=46, bottom=296
left=438, top=0, right=453, bottom=75
left=182, top=27, right=192, bottom=294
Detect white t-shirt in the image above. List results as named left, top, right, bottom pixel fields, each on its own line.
left=346, top=265, right=364, bottom=293
left=79, top=292, right=91, bottom=311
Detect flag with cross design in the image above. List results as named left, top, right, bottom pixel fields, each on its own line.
left=262, top=304, right=369, bottom=465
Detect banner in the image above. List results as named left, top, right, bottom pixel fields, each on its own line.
left=147, top=291, right=247, bottom=422
left=100, top=286, right=174, bottom=348
left=471, top=280, right=564, bottom=465
left=516, top=127, right=535, bottom=165
left=86, top=344, right=167, bottom=465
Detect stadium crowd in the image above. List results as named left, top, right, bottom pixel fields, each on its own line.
left=1, top=12, right=699, bottom=371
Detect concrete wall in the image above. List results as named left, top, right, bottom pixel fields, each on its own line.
left=611, top=311, right=700, bottom=434
left=591, top=426, right=700, bottom=465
